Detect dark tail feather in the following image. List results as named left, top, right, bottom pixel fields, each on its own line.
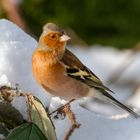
left=101, top=89, right=140, bottom=119
left=102, top=85, right=115, bottom=94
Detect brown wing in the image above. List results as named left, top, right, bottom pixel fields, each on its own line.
left=62, top=49, right=84, bottom=68
left=61, top=49, right=113, bottom=93
left=61, top=49, right=140, bottom=118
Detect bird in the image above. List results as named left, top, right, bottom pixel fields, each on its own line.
left=32, top=23, right=140, bottom=118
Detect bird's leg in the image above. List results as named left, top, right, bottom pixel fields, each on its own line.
left=50, top=99, right=76, bottom=120
left=49, top=99, right=80, bottom=139
left=62, top=102, right=80, bottom=127
left=54, top=109, right=66, bottom=120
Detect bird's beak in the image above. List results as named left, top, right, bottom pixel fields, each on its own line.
left=59, top=34, right=71, bottom=42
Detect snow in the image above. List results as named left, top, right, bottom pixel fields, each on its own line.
left=127, top=86, right=140, bottom=110
left=0, top=19, right=50, bottom=108
left=0, top=19, right=140, bottom=140
left=0, top=74, right=11, bottom=87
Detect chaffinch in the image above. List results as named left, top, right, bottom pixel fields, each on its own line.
left=32, top=23, right=139, bottom=118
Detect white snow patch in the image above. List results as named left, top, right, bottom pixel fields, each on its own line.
left=49, top=97, right=67, bottom=112
left=0, top=19, right=50, bottom=108
left=0, top=74, right=11, bottom=87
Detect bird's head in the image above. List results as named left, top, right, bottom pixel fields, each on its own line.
left=39, top=23, right=70, bottom=52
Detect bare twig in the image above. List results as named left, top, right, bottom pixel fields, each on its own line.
left=63, top=105, right=81, bottom=140
left=0, top=85, right=24, bottom=102
left=49, top=99, right=80, bottom=140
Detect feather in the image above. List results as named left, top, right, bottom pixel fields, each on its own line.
left=62, top=49, right=114, bottom=93
left=100, top=89, right=140, bottom=119
left=61, top=49, right=140, bottom=118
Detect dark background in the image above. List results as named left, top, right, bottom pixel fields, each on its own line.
left=1, top=0, right=140, bottom=48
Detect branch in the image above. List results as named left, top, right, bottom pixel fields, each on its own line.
left=49, top=99, right=81, bottom=140
left=63, top=105, right=81, bottom=140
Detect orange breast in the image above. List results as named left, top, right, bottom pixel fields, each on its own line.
left=32, top=50, right=89, bottom=99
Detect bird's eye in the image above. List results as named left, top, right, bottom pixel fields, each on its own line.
left=51, top=34, right=55, bottom=38
left=59, top=30, right=65, bottom=36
